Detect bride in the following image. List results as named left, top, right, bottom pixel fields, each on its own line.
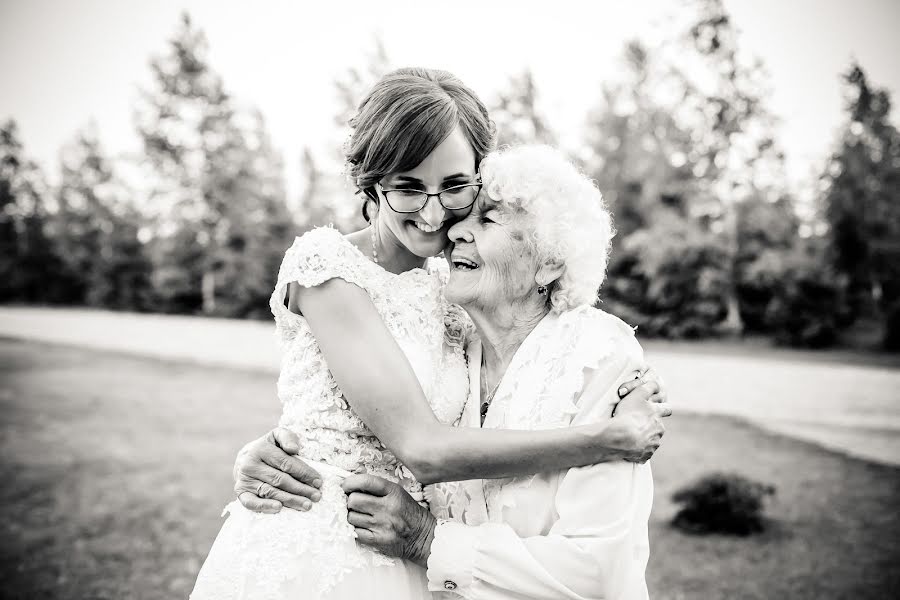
left=190, top=68, right=666, bottom=600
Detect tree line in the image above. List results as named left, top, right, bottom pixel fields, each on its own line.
left=2, top=1, right=898, bottom=349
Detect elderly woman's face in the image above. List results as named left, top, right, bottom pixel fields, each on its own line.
left=444, top=195, right=541, bottom=309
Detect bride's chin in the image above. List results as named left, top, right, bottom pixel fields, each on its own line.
left=403, top=233, right=447, bottom=257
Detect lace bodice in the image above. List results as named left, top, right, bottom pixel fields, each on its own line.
left=269, top=226, right=469, bottom=500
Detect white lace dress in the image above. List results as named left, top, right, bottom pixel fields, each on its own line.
left=190, top=227, right=470, bottom=600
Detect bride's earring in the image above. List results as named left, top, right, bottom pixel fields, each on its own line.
left=370, top=221, right=380, bottom=265
left=367, top=193, right=381, bottom=265
left=537, top=284, right=548, bottom=296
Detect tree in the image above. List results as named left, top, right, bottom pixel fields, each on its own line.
left=586, top=41, right=732, bottom=337
left=56, top=127, right=152, bottom=310
left=0, top=119, right=67, bottom=303
left=298, top=37, right=392, bottom=233
left=296, top=147, right=342, bottom=232
left=333, top=37, right=391, bottom=128
left=211, top=109, right=296, bottom=318
left=732, top=195, right=800, bottom=331
left=600, top=218, right=731, bottom=338
left=584, top=1, right=796, bottom=339
left=822, top=62, right=900, bottom=348
left=673, top=0, right=790, bottom=334
left=135, top=12, right=232, bottom=314
left=135, top=13, right=294, bottom=317
left=583, top=41, right=699, bottom=240
left=0, top=120, right=26, bottom=300
left=491, top=69, right=557, bottom=147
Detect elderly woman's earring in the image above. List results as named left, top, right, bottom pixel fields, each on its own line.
left=537, top=285, right=548, bottom=296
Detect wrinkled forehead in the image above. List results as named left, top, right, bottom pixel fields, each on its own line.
left=475, top=190, right=528, bottom=217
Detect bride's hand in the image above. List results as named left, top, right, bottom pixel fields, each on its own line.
left=606, top=378, right=670, bottom=463
left=233, top=427, right=324, bottom=513
left=618, top=367, right=671, bottom=417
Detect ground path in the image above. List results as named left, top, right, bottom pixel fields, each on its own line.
left=2, top=306, right=898, bottom=465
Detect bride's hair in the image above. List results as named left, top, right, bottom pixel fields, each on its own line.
left=479, top=144, right=614, bottom=313
left=344, top=67, right=496, bottom=221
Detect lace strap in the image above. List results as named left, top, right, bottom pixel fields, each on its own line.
left=269, top=226, right=372, bottom=339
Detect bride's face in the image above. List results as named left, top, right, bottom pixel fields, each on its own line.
left=443, top=196, right=541, bottom=309
left=374, top=127, right=478, bottom=259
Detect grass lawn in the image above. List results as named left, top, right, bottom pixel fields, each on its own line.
left=1, top=338, right=898, bottom=599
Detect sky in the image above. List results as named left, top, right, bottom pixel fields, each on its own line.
left=1, top=0, right=899, bottom=200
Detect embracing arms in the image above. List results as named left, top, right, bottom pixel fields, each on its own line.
left=293, top=277, right=663, bottom=485
left=344, top=338, right=655, bottom=599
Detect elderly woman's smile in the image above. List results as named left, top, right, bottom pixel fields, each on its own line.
left=444, top=198, right=542, bottom=311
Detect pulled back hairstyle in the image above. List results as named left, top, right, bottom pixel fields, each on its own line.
left=344, top=67, right=495, bottom=221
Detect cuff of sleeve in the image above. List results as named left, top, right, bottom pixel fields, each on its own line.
left=426, top=521, right=482, bottom=595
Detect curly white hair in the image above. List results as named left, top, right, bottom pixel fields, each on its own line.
left=480, top=144, right=614, bottom=312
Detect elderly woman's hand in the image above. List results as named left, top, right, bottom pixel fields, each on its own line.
left=233, top=427, right=324, bottom=513
left=341, top=475, right=436, bottom=567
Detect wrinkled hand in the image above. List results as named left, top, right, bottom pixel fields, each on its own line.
left=341, top=475, right=436, bottom=567
left=233, top=427, right=323, bottom=513
left=609, top=373, right=669, bottom=463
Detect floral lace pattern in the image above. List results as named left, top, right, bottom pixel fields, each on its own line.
left=191, top=227, right=469, bottom=599
left=478, top=306, right=636, bottom=519
left=270, top=227, right=468, bottom=494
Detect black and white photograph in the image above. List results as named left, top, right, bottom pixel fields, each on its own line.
left=1, top=0, right=898, bottom=598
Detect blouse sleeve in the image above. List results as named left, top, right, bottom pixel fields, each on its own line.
left=269, top=226, right=369, bottom=343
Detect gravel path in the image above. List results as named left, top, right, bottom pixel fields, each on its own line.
left=2, top=306, right=898, bottom=465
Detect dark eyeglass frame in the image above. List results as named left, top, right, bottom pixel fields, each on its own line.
left=376, top=178, right=483, bottom=214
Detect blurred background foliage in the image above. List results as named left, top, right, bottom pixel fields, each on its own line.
left=1, top=0, right=898, bottom=349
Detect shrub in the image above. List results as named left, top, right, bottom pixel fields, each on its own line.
left=758, top=244, right=851, bottom=348
left=884, top=298, right=900, bottom=351
left=671, top=471, right=775, bottom=536
left=601, top=219, right=731, bottom=338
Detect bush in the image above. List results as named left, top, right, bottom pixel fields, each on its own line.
left=754, top=243, right=851, bottom=348
left=671, top=472, right=775, bottom=536
left=883, top=299, right=900, bottom=351
left=601, top=219, right=731, bottom=338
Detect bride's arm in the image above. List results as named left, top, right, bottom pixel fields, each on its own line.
left=294, top=278, right=658, bottom=485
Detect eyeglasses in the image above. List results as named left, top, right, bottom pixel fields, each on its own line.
left=377, top=179, right=482, bottom=213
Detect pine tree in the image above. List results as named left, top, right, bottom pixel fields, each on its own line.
left=492, top=69, right=556, bottom=148
left=585, top=42, right=731, bottom=337
left=297, top=146, right=341, bottom=232
left=56, top=127, right=152, bottom=310
left=212, top=109, right=295, bottom=318
left=583, top=41, right=698, bottom=239
left=135, top=13, right=293, bottom=317
left=333, top=37, right=390, bottom=129
left=822, top=62, right=900, bottom=348
left=136, top=12, right=240, bottom=314
left=675, top=0, right=790, bottom=334
left=0, top=119, right=67, bottom=303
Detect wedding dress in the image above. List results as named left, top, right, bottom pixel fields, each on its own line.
left=190, top=226, right=470, bottom=600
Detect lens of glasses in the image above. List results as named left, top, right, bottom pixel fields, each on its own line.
left=440, top=185, right=480, bottom=209
left=387, top=190, right=429, bottom=212
left=386, top=185, right=480, bottom=212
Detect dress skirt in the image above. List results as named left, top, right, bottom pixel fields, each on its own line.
left=190, top=461, right=431, bottom=600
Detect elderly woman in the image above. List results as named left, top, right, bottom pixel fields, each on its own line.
left=234, top=144, right=659, bottom=599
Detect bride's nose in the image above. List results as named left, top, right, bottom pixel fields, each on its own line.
left=419, top=196, right=446, bottom=229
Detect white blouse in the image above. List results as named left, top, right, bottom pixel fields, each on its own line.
left=426, top=306, right=654, bottom=600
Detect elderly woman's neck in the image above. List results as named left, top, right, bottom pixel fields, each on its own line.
left=468, top=302, right=550, bottom=376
